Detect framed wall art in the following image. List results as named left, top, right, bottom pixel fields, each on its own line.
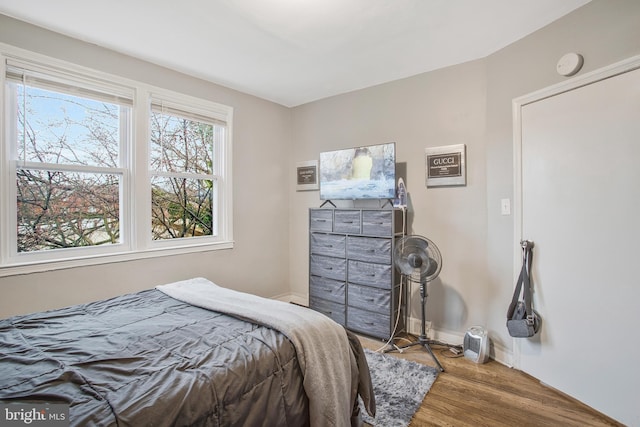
left=425, top=144, right=466, bottom=187
left=296, top=160, right=319, bottom=191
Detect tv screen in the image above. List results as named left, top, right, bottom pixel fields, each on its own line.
left=319, top=142, right=396, bottom=200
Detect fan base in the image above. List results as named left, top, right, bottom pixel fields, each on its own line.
left=385, top=335, right=445, bottom=372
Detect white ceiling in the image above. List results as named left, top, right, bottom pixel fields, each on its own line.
left=0, top=0, right=590, bottom=107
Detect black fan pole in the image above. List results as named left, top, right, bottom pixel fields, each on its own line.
left=419, top=281, right=427, bottom=338
left=387, top=277, right=445, bottom=372
left=416, top=280, right=444, bottom=372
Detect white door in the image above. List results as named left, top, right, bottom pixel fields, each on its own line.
left=518, top=63, right=640, bottom=426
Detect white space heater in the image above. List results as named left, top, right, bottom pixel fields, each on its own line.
left=463, top=326, right=490, bottom=364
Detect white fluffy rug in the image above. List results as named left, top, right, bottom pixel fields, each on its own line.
left=360, top=348, right=439, bottom=427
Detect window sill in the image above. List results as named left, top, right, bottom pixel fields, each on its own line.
left=0, top=241, right=234, bottom=278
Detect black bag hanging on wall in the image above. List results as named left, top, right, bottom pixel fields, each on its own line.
left=506, top=240, right=541, bottom=338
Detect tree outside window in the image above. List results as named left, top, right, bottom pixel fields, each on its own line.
left=149, top=109, right=221, bottom=241
left=13, top=85, right=124, bottom=252
left=11, top=85, right=226, bottom=253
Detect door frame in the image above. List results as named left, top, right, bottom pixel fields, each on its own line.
left=511, top=54, right=640, bottom=368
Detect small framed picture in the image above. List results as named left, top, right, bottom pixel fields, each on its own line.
left=296, top=160, right=319, bottom=191
left=425, top=144, right=466, bottom=187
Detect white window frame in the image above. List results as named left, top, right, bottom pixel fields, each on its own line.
left=0, top=45, right=233, bottom=277
left=3, top=57, right=134, bottom=265
left=144, top=90, right=232, bottom=250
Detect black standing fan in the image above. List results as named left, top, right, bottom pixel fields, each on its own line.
left=391, top=235, right=444, bottom=371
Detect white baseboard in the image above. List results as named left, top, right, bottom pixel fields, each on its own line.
left=407, top=316, right=514, bottom=367
left=407, top=316, right=432, bottom=337
left=431, top=327, right=464, bottom=347
left=406, top=316, right=463, bottom=346
left=272, top=296, right=515, bottom=367
left=491, top=341, right=513, bottom=367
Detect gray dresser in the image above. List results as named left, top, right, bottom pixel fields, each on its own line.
left=308, top=208, right=405, bottom=339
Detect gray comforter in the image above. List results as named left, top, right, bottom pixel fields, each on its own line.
left=0, top=283, right=374, bottom=426
left=157, top=278, right=371, bottom=427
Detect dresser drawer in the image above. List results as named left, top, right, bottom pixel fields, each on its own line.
left=310, top=209, right=333, bottom=232
left=347, top=306, right=391, bottom=339
left=310, top=254, right=346, bottom=281
left=310, top=233, right=345, bottom=257
left=334, top=210, right=361, bottom=234
left=346, top=236, right=391, bottom=264
left=362, top=210, right=394, bottom=236
left=310, top=276, right=345, bottom=305
left=348, top=260, right=392, bottom=289
left=310, top=296, right=345, bottom=325
left=347, top=283, right=391, bottom=314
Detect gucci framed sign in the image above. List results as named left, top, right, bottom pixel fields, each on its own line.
left=425, top=144, right=466, bottom=187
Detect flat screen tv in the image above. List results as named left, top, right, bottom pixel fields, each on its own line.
left=319, top=142, right=396, bottom=200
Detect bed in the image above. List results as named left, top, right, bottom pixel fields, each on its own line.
left=0, top=278, right=375, bottom=426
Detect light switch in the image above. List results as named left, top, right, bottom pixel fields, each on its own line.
left=501, top=198, right=511, bottom=215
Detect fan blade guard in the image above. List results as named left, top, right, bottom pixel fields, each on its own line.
left=394, top=235, right=442, bottom=282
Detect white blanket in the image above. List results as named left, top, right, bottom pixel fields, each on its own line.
left=156, top=278, right=357, bottom=427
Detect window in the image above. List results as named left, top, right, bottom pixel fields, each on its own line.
left=4, top=59, right=132, bottom=263
left=148, top=96, right=227, bottom=245
left=1, top=52, right=233, bottom=274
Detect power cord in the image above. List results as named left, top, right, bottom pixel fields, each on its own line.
left=404, top=337, right=464, bottom=358
left=374, top=275, right=405, bottom=353
left=438, top=344, right=464, bottom=359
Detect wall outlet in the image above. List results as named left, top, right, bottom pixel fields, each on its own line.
left=408, top=317, right=432, bottom=337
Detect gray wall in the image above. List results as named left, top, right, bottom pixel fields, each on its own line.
left=0, top=15, right=293, bottom=318
left=2, top=1, right=640, bottom=420
left=289, top=59, right=489, bottom=340
left=485, top=0, right=640, bottom=357
left=289, top=0, right=640, bottom=363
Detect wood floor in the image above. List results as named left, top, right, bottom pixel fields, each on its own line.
left=358, top=335, right=623, bottom=427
